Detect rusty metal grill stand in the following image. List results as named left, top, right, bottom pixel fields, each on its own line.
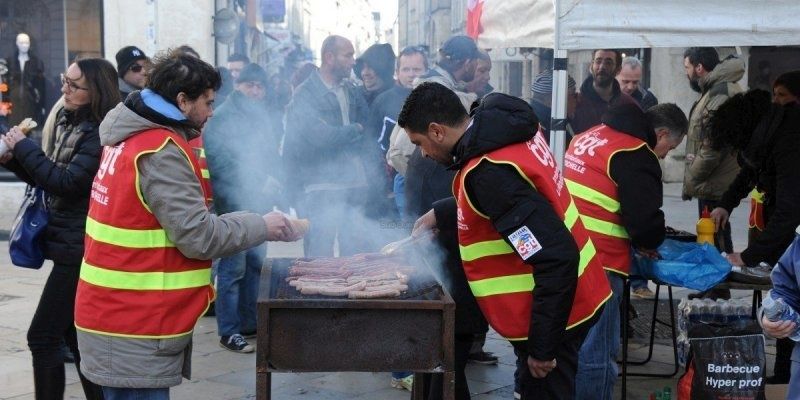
left=256, top=258, right=455, bottom=400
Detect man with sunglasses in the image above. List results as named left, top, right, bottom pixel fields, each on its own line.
left=115, top=45, right=149, bottom=101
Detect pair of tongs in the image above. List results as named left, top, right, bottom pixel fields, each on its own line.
left=380, top=230, right=434, bottom=255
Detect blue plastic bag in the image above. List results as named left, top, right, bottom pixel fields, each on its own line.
left=633, top=239, right=731, bottom=292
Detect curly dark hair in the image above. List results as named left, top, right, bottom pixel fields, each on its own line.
left=146, top=50, right=221, bottom=106
left=706, top=89, right=771, bottom=151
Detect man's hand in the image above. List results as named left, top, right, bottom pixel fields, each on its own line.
left=710, top=207, right=729, bottom=231
left=263, top=211, right=297, bottom=242
left=527, top=356, right=556, bottom=379
left=726, top=252, right=745, bottom=267
left=761, top=315, right=796, bottom=339
left=412, top=209, right=437, bottom=238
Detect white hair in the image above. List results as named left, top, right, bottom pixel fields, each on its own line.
left=621, top=56, right=642, bottom=70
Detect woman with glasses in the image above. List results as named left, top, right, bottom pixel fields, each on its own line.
left=0, top=58, right=120, bottom=400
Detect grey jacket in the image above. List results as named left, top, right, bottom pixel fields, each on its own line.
left=682, top=57, right=745, bottom=200
left=77, top=95, right=269, bottom=388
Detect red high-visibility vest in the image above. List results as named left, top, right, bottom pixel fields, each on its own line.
left=75, top=129, right=214, bottom=338
left=188, top=136, right=213, bottom=203
left=453, top=131, right=611, bottom=341
left=563, top=124, right=650, bottom=276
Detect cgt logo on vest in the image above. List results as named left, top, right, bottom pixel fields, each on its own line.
left=526, top=132, right=565, bottom=195
left=457, top=208, right=469, bottom=231
left=508, top=226, right=542, bottom=260
left=571, top=131, right=608, bottom=157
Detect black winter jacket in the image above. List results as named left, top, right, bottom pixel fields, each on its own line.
left=718, top=104, right=800, bottom=265
left=433, top=93, right=582, bottom=360
left=3, top=107, right=101, bottom=265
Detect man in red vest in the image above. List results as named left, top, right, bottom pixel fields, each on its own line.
left=403, top=82, right=610, bottom=399
left=564, top=101, right=688, bottom=400
left=75, top=51, right=303, bottom=399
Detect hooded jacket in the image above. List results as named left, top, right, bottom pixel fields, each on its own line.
left=682, top=57, right=745, bottom=200
left=203, top=90, right=285, bottom=214
left=718, top=103, right=800, bottom=265
left=77, top=90, right=269, bottom=388
left=355, top=43, right=396, bottom=106
left=600, top=102, right=666, bottom=250
left=433, top=93, right=585, bottom=360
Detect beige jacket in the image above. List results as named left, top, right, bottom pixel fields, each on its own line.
left=682, top=57, right=745, bottom=200
left=78, top=100, right=269, bottom=388
left=386, top=65, right=477, bottom=175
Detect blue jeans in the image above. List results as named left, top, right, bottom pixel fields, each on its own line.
left=575, top=273, right=623, bottom=400
left=216, top=245, right=265, bottom=336
left=102, top=387, right=169, bottom=400
left=630, top=278, right=648, bottom=290
left=393, top=174, right=406, bottom=221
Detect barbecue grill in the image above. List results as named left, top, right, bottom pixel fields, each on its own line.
left=256, top=256, right=456, bottom=399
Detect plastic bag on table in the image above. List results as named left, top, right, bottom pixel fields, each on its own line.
left=634, top=239, right=731, bottom=292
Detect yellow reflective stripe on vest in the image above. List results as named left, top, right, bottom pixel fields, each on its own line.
left=580, top=215, right=630, bottom=239
left=564, top=201, right=579, bottom=229
left=85, top=217, right=175, bottom=248
left=201, top=169, right=210, bottom=179
left=566, top=179, right=620, bottom=213
left=198, top=148, right=206, bottom=158
left=469, top=273, right=533, bottom=297
left=578, top=240, right=596, bottom=277
left=80, top=262, right=210, bottom=290
left=460, top=239, right=514, bottom=262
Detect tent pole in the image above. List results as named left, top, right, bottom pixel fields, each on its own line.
left=550, top=0, right=568, bottom=170
left=550, top=49, right=568, bottom=170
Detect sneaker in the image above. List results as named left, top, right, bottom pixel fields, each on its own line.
left=390, top=375, right=414, bottom=391
left=632, top=287, right=655, bottom=299
left=241, top=330, right=257, bottom=339
left=219, top=334, right=254, bottom=353
left=468, top=351, right=499, bottom=365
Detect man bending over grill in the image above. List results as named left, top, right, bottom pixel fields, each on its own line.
left=402, top=82, right=610, bottom=400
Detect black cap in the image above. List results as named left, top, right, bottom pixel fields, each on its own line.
left=236, top=63, right=268, bottom=86
left=115, top=46, right=148, bottom=78
left=440, top=35, right=479, bottom=61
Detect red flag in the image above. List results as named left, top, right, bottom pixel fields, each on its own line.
left=467, top=0, right=484, bottom=40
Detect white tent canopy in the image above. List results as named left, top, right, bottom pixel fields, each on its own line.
left=476, top=0, right=800, bottom=50
left=471, top=0, right=800, bottom=167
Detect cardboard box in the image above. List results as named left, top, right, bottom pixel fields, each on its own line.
left=765, top=384, right=788, bottom=400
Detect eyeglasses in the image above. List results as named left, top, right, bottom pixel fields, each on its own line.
left=129, top=64, right=144, bottom=73
left=60, top=73, right=89, bottom=93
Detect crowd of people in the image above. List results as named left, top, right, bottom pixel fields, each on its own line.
left=2, top=31, right=800, bottom=400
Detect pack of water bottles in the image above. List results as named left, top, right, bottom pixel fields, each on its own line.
left=677, top=298, right=754, bottom=366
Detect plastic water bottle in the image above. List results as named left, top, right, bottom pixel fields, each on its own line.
left=762, top=291, right=800, bottom=341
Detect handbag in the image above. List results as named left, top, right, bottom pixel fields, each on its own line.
left=9, top=185, right=48, bottom=269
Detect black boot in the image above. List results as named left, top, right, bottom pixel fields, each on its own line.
left=32, top=365, right=65, bottom=400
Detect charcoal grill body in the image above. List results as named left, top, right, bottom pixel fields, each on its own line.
left=257, top=258, right=455, bottom=399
